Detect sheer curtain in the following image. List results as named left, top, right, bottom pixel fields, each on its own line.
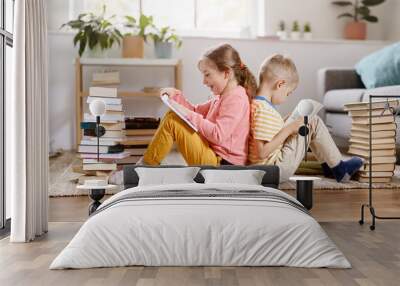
left=8, top=0, right=49, bottom=242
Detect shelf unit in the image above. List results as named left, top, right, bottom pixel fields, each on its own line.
left=75, top=57, right=182, bottom=147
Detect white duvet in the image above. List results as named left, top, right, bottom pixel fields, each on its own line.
left=50, top=183, right=350, bottom=269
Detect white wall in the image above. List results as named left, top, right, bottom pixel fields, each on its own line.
left=264, top=0, right=394, bottom=41
left=47, top=0, right=398, bottom=151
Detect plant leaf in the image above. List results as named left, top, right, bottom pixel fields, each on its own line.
left=337, top=13, right=354, bottom=19
left=331, top=1, right=353, bottom=6
left=78, top=36, right=87, bottom=57
left=362, top=15, right=378, bottom=22
left=356, top=6, right=370, bottom=16
left=362, top=0, right=385, bottom=6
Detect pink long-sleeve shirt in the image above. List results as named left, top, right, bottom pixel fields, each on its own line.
left=170, top=86, right=250, bottom=165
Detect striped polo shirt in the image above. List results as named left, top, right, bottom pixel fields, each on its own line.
left=248, top=97, right=284, bottom=165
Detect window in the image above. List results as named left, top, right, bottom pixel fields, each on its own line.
left=1, top=0, right=14, bottom=234
left=70, top=0, right=258, bottom=38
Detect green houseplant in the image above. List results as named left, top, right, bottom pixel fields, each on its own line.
left=303, top=22, right=313, bottom=40
left=290, top=21, right=301, bottom=40
left=151, top=26, right=182, bottom=59
left=331, top=0, right=386, bottom=40
left=61, top=5, right=122, bottom=57
left=276, top=20, right=288, bottom=40
left=122, top=14, right=154, bottom=58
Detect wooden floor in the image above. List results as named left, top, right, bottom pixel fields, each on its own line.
left=1, top=189, right=400, bottom=286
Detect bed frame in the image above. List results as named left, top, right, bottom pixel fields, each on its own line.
left=123, top=165, right=280, bottom=189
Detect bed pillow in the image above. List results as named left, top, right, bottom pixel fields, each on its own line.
left=200, top=169, right=266, bottom=185
left=355, top=42, right=400, bottom=89
left=135, top=167, right=201, bottom=186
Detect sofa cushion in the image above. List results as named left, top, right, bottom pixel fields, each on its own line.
left=361, top=85, right=400, bottom=103
left=323, top=89, right=365, bottom=113
left=355, top=42, right=400, bottom=89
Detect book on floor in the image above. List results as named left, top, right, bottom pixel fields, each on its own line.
left=83, top=129, right=125, bottom=138
left=81, top=122, right=125, bottom=132
left=360, top=163, right=396, bottom=172
left=350, top=130, right=396, bottom=139
left=82, top=163, right=117, bottom=171
left=87, top=96, right=122, bottom=105
left=361, top=156, right=396, bottom=164
left=350, top=143, right=396, bottom=150
left=348, top=108, right=393, bottom=117
left=79, top=151, right=131, bottom=159
left=89, top=86, right=118, bottom=98
left=357, top=177, right=392, bottom=183
left=351, top=123, right=397, bottom=132
left=78, top=175, right=109, bottom=185
left=125, top=117, right=160, bottom=129
left=358, top=171, right=394, bottom=178
left=351, top=115, right=394, bottom=125
left=78, top=144, right=124, bottom=154
left=344, top=99, right=399, bottom=111
left=80, top=138, right=119, bottom=146
left=349, top=137, right=395, bottom=145
left=348, top=147, right=396, bottom=157
left=84, top=112, right=125, bottom=122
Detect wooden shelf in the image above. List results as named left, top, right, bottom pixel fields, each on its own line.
left=81, top=91, right=160, bottom=97
left=79, top=58, right=181, bottom=67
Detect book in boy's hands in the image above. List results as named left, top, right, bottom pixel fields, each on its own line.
left=161, top=94, right=198, bottom=132
left=285, top=99, right=324, bottom=125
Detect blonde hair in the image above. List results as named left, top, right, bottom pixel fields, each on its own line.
left=258, top=54, right=299, bottom=92
left=200, top=43, right=257, bottom=100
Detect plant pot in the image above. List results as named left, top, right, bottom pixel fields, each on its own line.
left=122, top=35, right=144, bottom=58
left=83, top=45, right=110, bottom=58
left=344, top=21, right=366, bottom=40
left=276, top=31, right=288, bottom=40
left=290, top=31, right=301, bottom=40
left=303, top=32, right=313, bottom=40
left=154, top=42, right=173, bottom=59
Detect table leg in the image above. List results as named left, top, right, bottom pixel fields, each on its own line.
left=88, top=188, right=105, bottom=215
left=296, top=180, right=313, bottom=210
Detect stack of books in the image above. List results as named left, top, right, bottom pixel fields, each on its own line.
left=344, top=100, right=398, bottom=183
left=122, top=117, right=160, bottom=163
left=77, top=72, right=131, bottom=181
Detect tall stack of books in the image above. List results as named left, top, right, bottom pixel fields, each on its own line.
left=344, top=100, right=398, bottom=183
left=121, top=117, right=160, bottom=163
left=77, top=72, right=131, bottom=183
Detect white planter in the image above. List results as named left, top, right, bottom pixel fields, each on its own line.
left=290, top=31, right=301, bottom=40
left=303, top=32, right=313, bottom=40
left=276, top=31, right=288, bottom=40
left=82, top=44, right=121, bottom=58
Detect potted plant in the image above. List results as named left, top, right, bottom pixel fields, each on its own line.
left=122, top=14, right=154, bottom=58
left=151, top=26, right=182, bottom=59
left=332, top=0, right=385, bottom=40
left=303, top=22, right=313, bottom=40
left=276, top=20, right=288, bottom=40
left=61, top=5, right=123, bottom=57
left=290, top=21, right=301, bottom=40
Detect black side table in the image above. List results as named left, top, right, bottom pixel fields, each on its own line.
left=77, top=183, right=115, bottom=215
left=289, top=176, right=320, bottom=210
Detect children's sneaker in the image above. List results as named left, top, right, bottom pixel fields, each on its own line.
left=331, top=157, right=364, bottom=182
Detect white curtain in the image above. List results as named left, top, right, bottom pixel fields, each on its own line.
left=8, top=0, right=49, bottom=242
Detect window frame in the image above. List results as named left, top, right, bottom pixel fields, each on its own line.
left=0, top=0, right=13, bottom=235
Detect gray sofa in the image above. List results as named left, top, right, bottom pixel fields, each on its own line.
left=318, top=67, right=400, bottom=149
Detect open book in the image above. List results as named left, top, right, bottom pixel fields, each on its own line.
left=285, top=99, right=324, bottom=125
left=161, top=95, right=198, bottom=132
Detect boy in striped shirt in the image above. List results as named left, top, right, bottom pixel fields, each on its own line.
left=248, top=54, right=363, bottom=182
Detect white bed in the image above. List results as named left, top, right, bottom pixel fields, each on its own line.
left=50, top=183, right=350, bottom=269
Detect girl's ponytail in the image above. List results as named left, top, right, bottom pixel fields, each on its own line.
left=236, top=64, right=257, bottom=100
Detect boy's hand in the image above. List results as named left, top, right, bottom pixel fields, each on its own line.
left=288, top=118, right=304, bottom=135
left=160, top=87, right=179, bottom=98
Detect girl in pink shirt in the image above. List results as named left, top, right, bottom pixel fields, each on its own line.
left=143, top=43, right=257, bottom=166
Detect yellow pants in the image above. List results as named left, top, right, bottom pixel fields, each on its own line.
left=143, top=111, right=220, bottom=166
